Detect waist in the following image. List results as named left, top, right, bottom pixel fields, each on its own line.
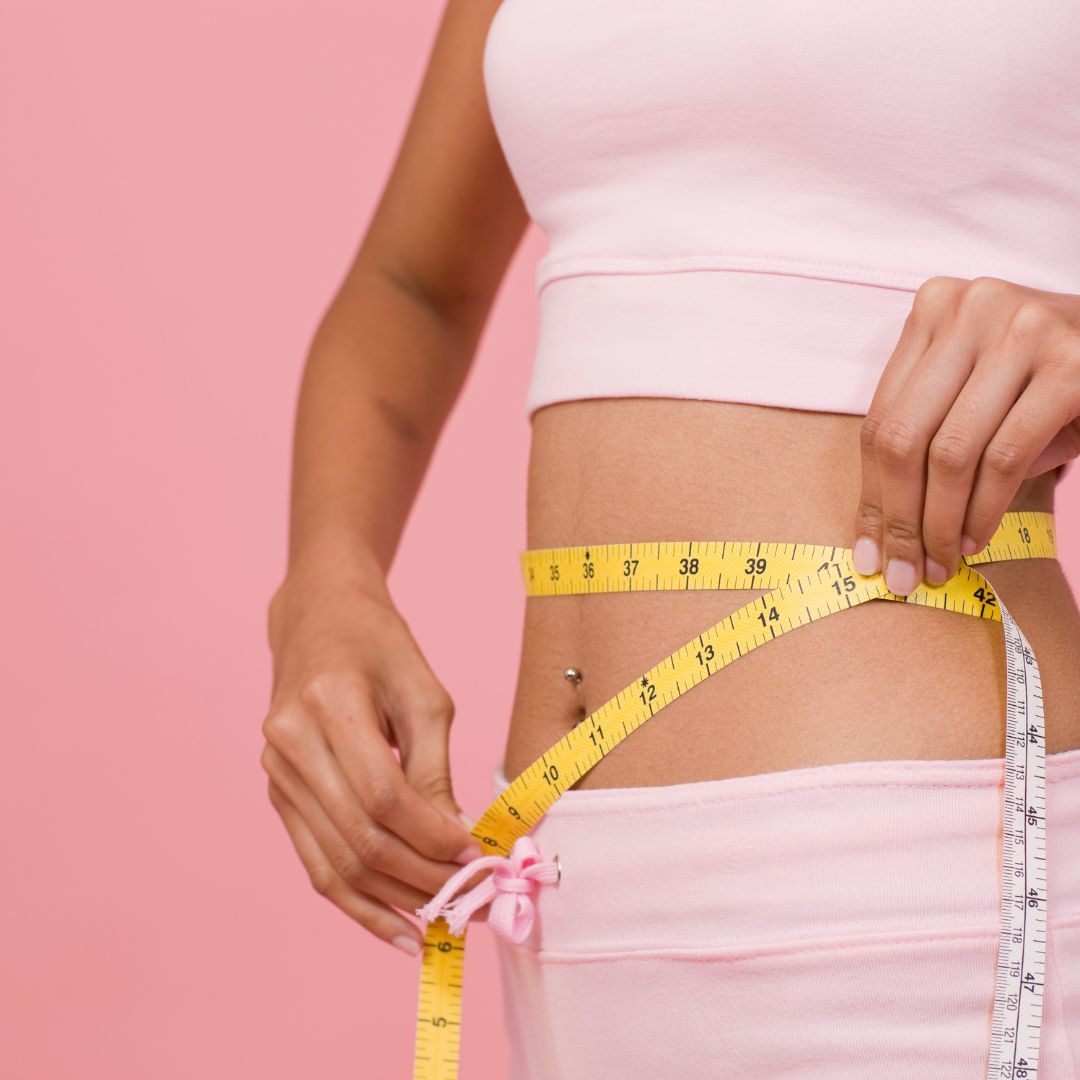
left=504, top=399, right=1080, bottom=786
left=525, top=396, right=1058, bottom=545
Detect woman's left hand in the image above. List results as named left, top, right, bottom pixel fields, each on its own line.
left=851, top=275, right=1080, bottom=595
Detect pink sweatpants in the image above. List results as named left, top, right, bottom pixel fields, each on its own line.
left=489, top=747, right=1080, bottom=1079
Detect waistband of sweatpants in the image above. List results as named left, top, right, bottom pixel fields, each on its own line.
left=490, top=747, right=1080, bottom=956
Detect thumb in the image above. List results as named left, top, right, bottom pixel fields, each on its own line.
left=1028, top=421, right=1080, bottom=478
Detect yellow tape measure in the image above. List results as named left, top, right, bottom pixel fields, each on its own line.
left=411, top=509, right=1057, bottom=1079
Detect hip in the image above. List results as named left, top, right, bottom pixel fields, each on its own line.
left=490, top=749, right=1080, bottom=1079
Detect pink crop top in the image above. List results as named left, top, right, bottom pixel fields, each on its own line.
left=481, top=1, right=1080, bottom=419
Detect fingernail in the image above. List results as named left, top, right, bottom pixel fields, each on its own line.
left=960, top=534, right=980, bottom=556
left=852, top=536, right=881, bottom=576
left=458, top=810, right=477, bottom=830
left=454, top=845, right=485, bottom=865
left=885, top=558, right=918, bottom=596
left=924, top=557, right=949, bottom=586
left=392, top=934, right=421, bottom=956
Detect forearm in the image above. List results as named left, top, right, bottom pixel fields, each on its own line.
left=276, top=0, right=529, bottom=604
left=285, top=262, right=480, bottom=592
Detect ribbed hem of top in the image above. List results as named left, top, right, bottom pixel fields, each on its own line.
left=524, top=267, right=919, bottom=419
left=522, top=266, right=1080, bottom=483
left=535, top=252, right=933, bottom=293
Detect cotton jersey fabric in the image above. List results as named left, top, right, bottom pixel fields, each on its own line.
left=477, top=5, right=1080, bottom=1071
left=481, top=0, right=1080, bottom=420
left=489, top=748, right=1080, bottom=1079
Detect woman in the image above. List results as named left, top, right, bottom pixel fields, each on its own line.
left=261, top=0, right=1080, bottom=1074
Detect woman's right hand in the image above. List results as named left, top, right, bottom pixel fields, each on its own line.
left=260, top=564, right=485, bottom=956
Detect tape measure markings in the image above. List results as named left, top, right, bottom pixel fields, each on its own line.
left=988, top=594, right=1048, bottom=1078
left=412, top=510, right=1055, bottom=1080
left=521, top=511, right=1054, bottom=597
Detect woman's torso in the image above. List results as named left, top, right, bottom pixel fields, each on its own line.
left=486, top=0, right=1080, bottom=786
left=502, top=400, right=1080, bottom=788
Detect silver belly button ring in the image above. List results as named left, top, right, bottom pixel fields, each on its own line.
left=563, top=667, right=582, bottom=684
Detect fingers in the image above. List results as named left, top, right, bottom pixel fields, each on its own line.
left=852, top=276, right=1057, bottom=595
left=872, top=331, right=982, bottom=594
left=1028, top=418, right=1080, bottom=477
left=961, top=374, right=1075, bottom=553
left=853, top=296, right=939, bottom=582
left=262, top=710, right=478, bottom=900
left=393, top=681, right=473, bottom=830
left=302, top=673, right=481, bottom=862
left=320, top=684, right=484, bottom=864
left=266, top=778, right=425, bottom=956
left=920, top=345, right=1029, bottom=580
left=264, top=745, right=434, bottom=913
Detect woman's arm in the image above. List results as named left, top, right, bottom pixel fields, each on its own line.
left=288, top=1, right=527, bottom=580
left=262, top=0, right=530, bottom=955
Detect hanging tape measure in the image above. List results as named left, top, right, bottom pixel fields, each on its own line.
left=411, top=509, right=1056, bottom=1080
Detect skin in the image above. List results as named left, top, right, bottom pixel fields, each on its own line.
left=851, top=276, right=1080, bottom=593
left=262, top=0, right=528, bottom=956
left=503, top=402, right=1080, bottom=792
left=262, top=0, right=1080, bottom=958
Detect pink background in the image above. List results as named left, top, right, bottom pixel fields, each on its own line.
left=2, top=4, right=1077, bottom=1079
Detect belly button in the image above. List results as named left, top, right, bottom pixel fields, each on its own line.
left=563, top=667, right=587, bottom=725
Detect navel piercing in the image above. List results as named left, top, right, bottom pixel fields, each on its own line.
left=563, top=667, right=582, bottom=684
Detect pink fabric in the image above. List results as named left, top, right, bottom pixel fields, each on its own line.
left=481, top=1, right=1080, bottom=420
left=415, top=836, right=560, bottom=944
left=487, top=747, right=1080, bottom=1079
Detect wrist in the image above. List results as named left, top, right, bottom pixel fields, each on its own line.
left=269, top=546, right=393, bottom=645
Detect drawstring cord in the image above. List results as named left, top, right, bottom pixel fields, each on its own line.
left=415, top=835, right=561, bottom=944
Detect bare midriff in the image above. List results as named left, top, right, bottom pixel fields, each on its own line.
left=501, top=398, right=1080, bottom=789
